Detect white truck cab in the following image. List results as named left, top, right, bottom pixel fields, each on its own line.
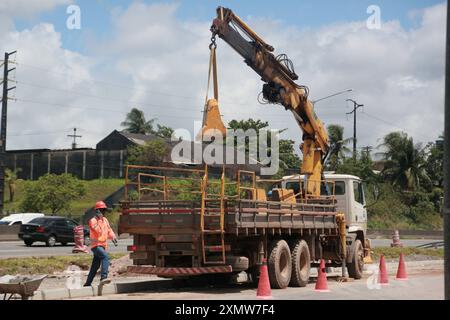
left=281, top=173, right=367, bottom=235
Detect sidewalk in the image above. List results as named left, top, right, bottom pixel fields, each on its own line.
left=27, top=259, right=443, bottom=300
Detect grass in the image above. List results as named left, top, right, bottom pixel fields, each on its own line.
left=371, top=247, right=444, bottom=260
left=3, top=178, right=124, bottom=219
left=0, top=253, right=127, bottom=275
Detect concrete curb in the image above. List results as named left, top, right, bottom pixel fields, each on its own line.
left=32, top=279, right=173, bottom=300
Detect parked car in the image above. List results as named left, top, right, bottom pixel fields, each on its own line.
left=0, top=213, right=45, bottom=226
left=18, top=216, right=90, bottom=247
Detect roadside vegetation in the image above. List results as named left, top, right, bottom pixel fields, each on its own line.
left=3, top=178, right=123, bottom=220
left=371, top=247, right=443, bottom=260
left=331, top=129, right=443, bottom=230
left=0, top=253, right=127, bottom=275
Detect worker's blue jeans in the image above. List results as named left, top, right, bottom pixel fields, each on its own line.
left=85, top=246, right=109, bottom=286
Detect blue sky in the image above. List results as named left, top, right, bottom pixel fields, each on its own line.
left=2, top=0, right=446, bottom=150
left=13, top=0, right=446, bottom=54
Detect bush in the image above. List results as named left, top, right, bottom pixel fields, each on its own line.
left=20, top=174, right=86, bottom=214
left=366, top=183, right=442, bottom=230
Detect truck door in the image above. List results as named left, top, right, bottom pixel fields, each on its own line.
left=329, top=180, right=348, bottom=218
left=351, top=180, right=367, bottom=228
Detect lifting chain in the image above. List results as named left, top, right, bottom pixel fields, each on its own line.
left=209, top=33, right=217, bottom=50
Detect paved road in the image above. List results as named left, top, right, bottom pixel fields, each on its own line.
left=0, top=238, right=442, bottom=258
left=0, top=239, right=133, bottom=258
left=76, top=267, right=444, bottom=300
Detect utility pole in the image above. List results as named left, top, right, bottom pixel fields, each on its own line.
left=67, top=128, right=82, bottom=149
left=362, top=146, right=373, bottom=159
left=346, top=99, right=364, bottom=159
left=443, top=0, right=449, bottom=300
left=0, top=51, right=17, bottom=213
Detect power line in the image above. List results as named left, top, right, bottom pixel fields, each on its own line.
left=17, top=62, right=251, bottom=106
left=17, top=80, right=343, bottom=117
left=360, top=111, right=435, bottom=141
left=17, top=62, right=350, bottom=113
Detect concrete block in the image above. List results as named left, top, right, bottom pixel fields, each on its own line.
left=69, top=287, right=95, bottom=298
left=98, top=284, right=117, bottom=296
left=92, top=285, right=99, bottom=296
left=32, top=291, right=44, bottom=300
left=41, top=288, right=70, bottom=300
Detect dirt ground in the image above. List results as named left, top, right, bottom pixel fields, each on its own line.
left=39, top=254, right=155, bottom=290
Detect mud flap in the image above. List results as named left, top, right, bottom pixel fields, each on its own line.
left=345, top=233, right=358, bottom=264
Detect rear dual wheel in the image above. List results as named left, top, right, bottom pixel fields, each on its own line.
left=268, top=240, right=291, bottom=289
left=289, top=239, right=311, bottom=287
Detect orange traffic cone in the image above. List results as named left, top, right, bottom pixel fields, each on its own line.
left=256, top=258, right=272, bottom=299
left=378, top=255, right=389, bottom=285
left=395, top=253, right=408, bottom=280
left=315, top=259, right=330, bottom=292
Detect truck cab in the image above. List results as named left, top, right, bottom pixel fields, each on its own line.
left=280, top=173, right=368, bottom=236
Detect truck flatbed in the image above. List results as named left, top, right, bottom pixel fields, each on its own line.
left=119, top=199, right=338, bottom=235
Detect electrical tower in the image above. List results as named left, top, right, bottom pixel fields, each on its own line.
left=0, top=51, right=17, bottom=213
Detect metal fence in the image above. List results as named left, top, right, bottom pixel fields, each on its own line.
left=5, top=149, right=126, bottom=180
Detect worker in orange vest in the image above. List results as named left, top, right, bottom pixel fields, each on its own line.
left=84, top=201, right=118, bottom=287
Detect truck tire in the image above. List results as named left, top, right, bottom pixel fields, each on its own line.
left=268, top=239, right=291, bottom=289
left=289, top=239, right=310, bottom=287
left=347, top=239, right=364, bottom=279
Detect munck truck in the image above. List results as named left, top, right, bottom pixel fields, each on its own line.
left=118, top=7, right=371, bottom=289
left=118, top=165, right=371, bottom=289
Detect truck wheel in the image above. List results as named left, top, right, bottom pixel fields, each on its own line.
left=268, top=239, right=291, bottom=289
left=289, top=239, right=310, bottom=287
left=347, top=239, right=364, bottom=279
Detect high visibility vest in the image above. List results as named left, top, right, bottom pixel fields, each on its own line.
left=88, top=217, right=115, bottom=249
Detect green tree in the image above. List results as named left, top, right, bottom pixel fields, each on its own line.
left=378, top=132, right=430, bottom=191
left=121, top=108, right=156, bottom=134
left=155, top=124, right=174, bottom=139
left=279, top=139, right=301, bottom=170
left=425, top=137, right=444, bottom=188
left=20, top=174, right=86, bottom=214
left=326, top=124, right=352, bottom=171
left=228, top=119, right=269, bottom=132
left=227, top=118, right=296, bottom=176
left=126, top=139, right=169, bottom=166
left=5, top=168, right=21, bottom=202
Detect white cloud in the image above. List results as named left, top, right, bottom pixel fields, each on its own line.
left=0, top=2, right=446, bottom=156
left=0, top=0, right=72, bottom=18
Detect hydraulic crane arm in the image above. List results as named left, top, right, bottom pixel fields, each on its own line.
left=210, top=7, right=330, bottom=196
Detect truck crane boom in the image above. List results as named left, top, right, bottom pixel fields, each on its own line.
left=210, top=7, right=330, bottom=196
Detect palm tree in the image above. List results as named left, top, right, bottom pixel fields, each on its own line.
left=121, top=108, right=156, bottom=134
left=5, top=168, right=21, bottom=202
left=326, top=124, right=352, bottom=171
left=378, top=132, right=430, bottom=191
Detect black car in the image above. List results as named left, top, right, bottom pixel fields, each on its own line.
left=18, top=216, right=90, bottom=247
